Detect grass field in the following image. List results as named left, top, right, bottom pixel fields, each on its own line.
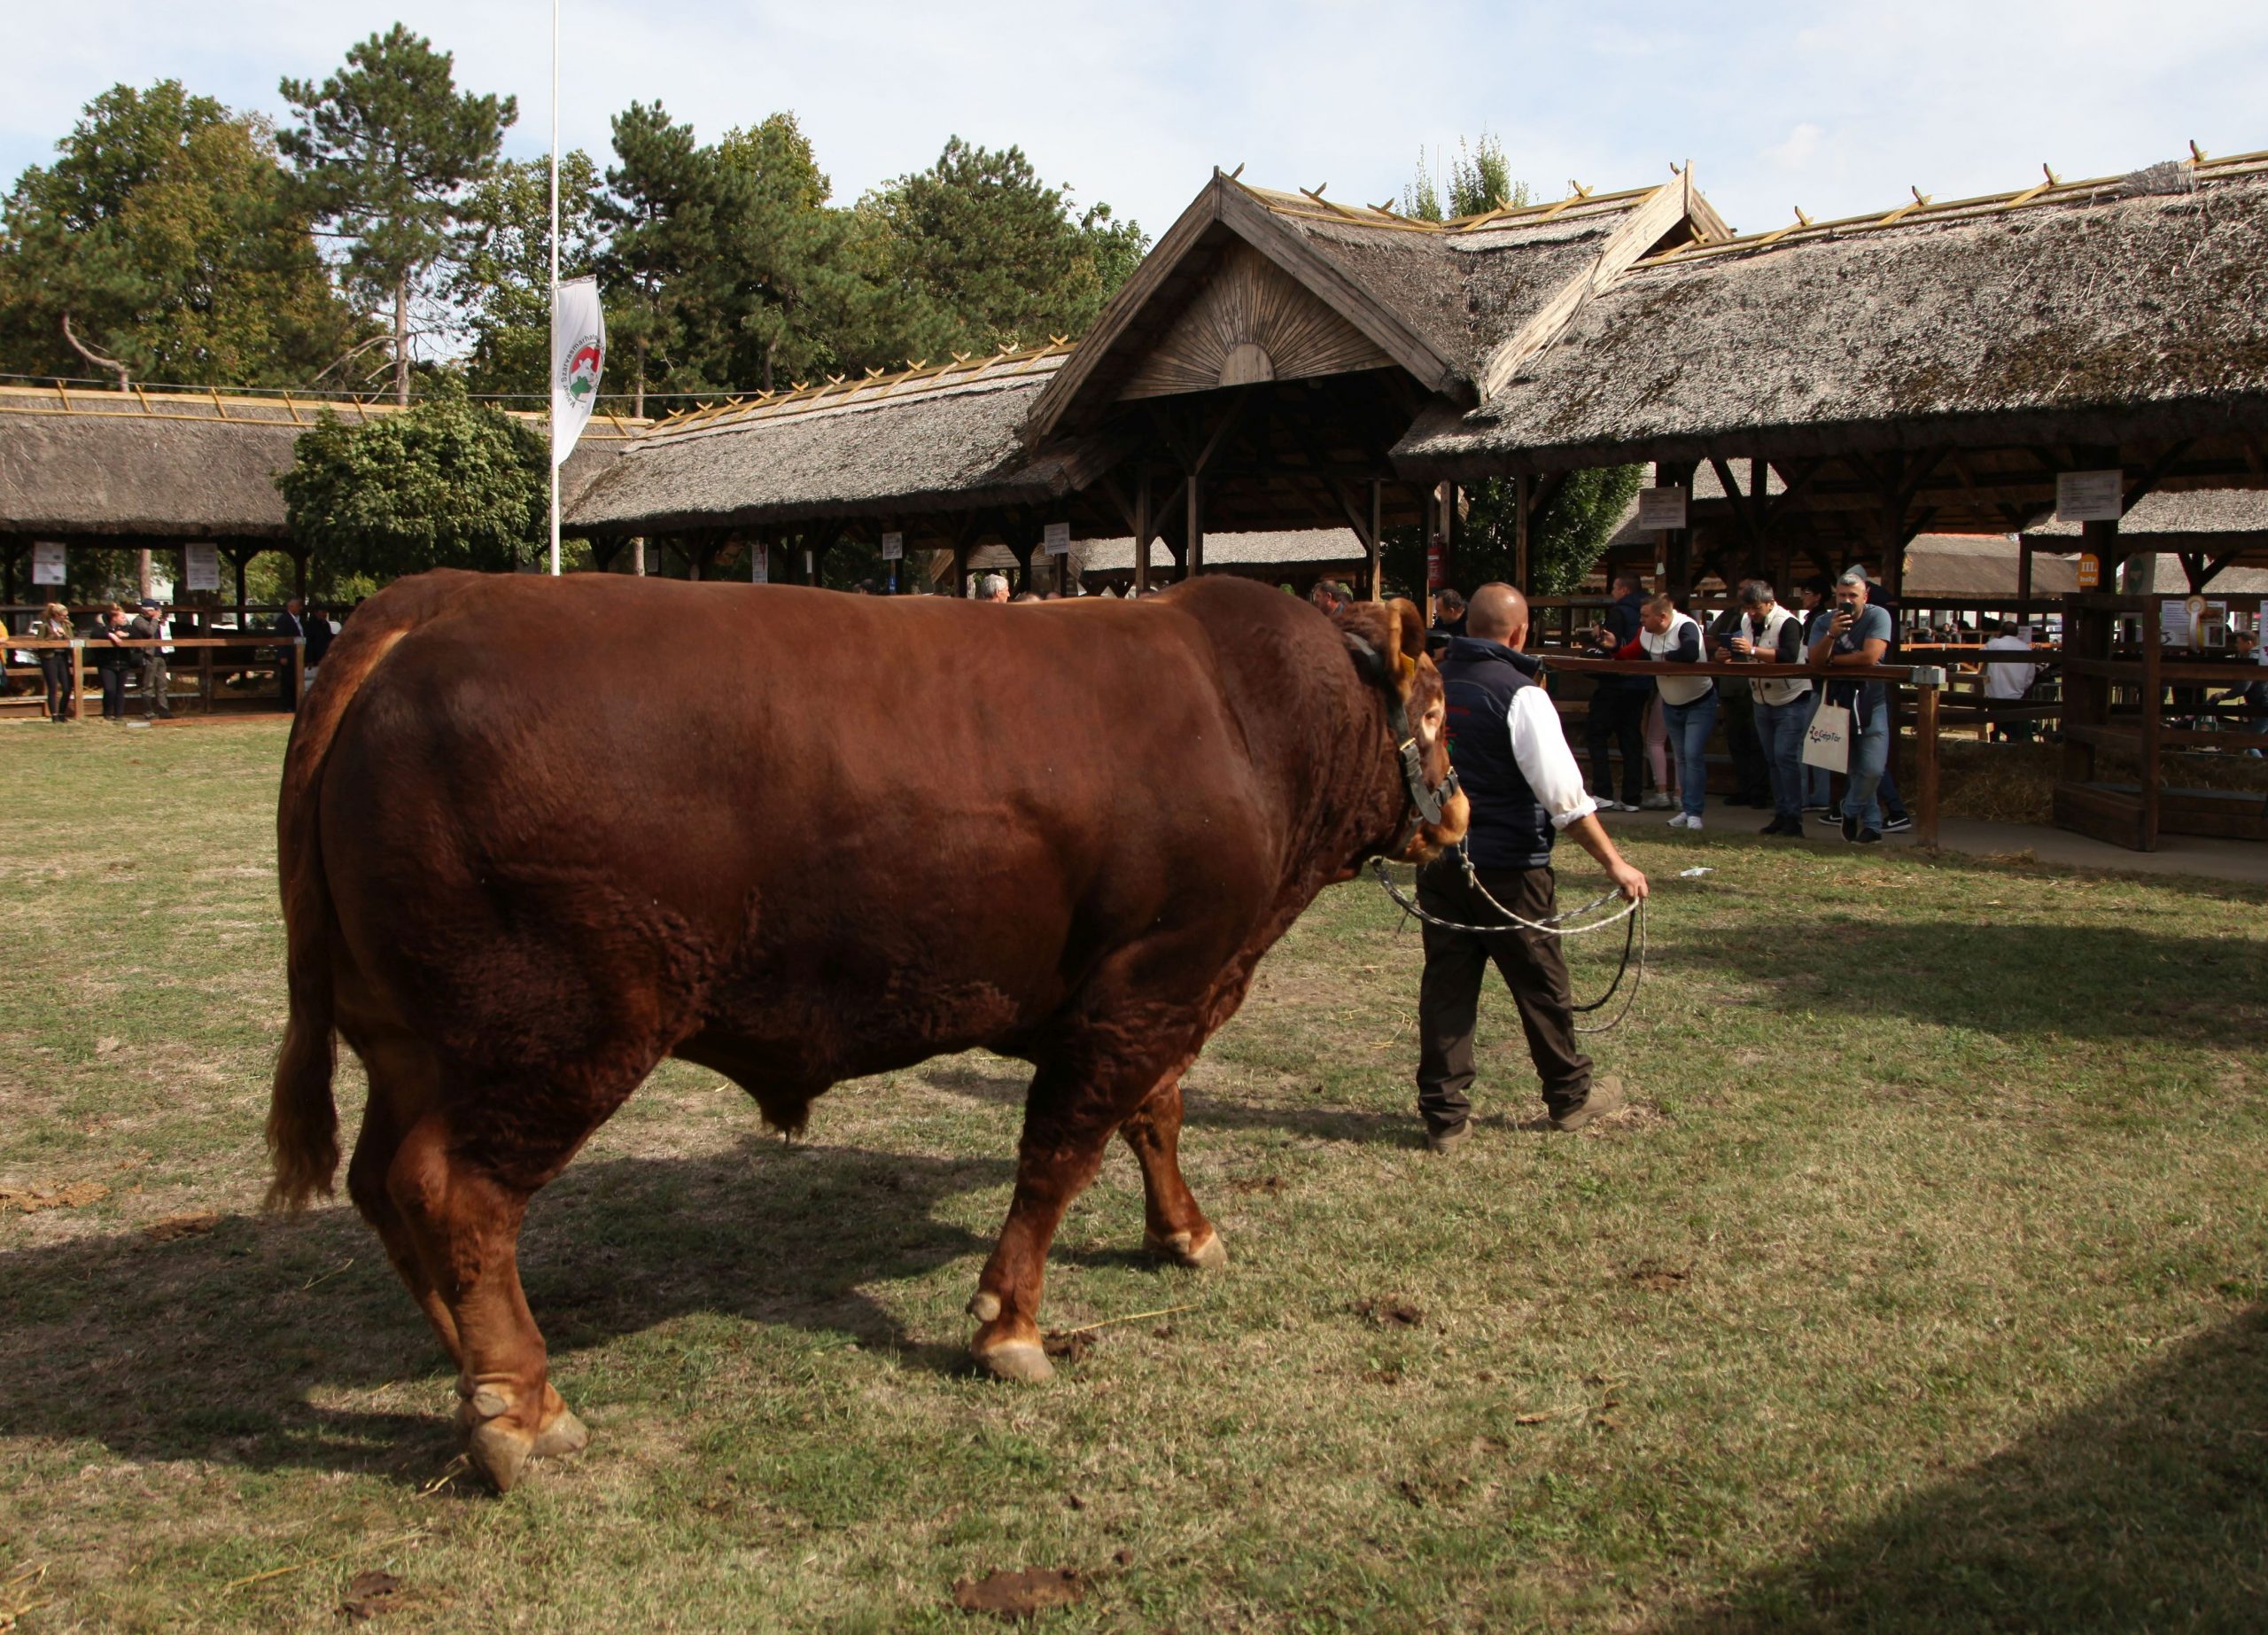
left=3, top=716, right=2264, bottom=1632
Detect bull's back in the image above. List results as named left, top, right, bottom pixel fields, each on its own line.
left=315, top=574, right=1283, bottom=1074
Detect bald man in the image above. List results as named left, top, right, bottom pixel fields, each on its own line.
left=1416, top=582, right=1649, bottom=1152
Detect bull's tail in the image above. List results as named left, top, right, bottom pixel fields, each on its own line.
left=265, top=584, right=433, bottom=1211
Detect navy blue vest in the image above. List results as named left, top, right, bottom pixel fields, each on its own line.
left=1438, top=637, right=1555, bottom=868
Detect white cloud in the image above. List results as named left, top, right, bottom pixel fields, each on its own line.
left=1763, top=121, right=1824, bottom=172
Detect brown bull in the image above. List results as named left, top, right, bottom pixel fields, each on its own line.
left=267, top=571, right=1467, bottom=1491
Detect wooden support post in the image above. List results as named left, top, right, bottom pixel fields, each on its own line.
left=70, top=638, right=84, bottom=720
left=2140, top=588, right=2162, bottom=852
left=199, top=642, right=214, bottom=715
left=1368, top=479, right=1383, bottom=602
left=1134, top=472, right=1152, bottom=596
left=292, top=550, right=309, bottom=599
left=1185, top=475, right=1204, bottom=577
left=292, top=638, right=306, bottom=703
left=1914, top=675, right=1941, bottom=849
left=633, top=536, right=647, bottom=577
left=2016, top=539, right=2033, bottom=623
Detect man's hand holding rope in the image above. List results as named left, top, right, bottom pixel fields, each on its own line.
left=1562, top=812, right=1649, bottom=904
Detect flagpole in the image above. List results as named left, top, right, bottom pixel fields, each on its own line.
left=548, top=0, right=562, bottom=577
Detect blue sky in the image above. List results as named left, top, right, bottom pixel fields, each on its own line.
left=9, top=1, right=2267, bottom=242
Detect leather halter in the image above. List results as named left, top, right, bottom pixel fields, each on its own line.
left=1384, top=683, right=1461, bottom=851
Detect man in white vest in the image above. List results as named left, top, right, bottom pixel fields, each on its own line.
left=1724, top=580, right=1811, bottom=834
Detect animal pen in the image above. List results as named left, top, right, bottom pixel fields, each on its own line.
left=5, top=150, right=2265, bottom=850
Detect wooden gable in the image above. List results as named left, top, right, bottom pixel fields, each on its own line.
left=1117, top=241, right=1394, bottom=401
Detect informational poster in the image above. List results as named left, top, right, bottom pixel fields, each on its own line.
left=32, top=541, right=66, bottom=585
left=1043, top=521, right=1071, bottom=556
left=2055, top=470, right=2124, bottom=523
left=184, top=542, right=221, bottom=592
left=1636, top=486, right=1689, bottom=532
left=880, top=531, right=904, bottom=561
left=2076, top=553, right=2101, bottom=589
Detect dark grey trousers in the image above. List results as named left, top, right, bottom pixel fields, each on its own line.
left=1415, top=859, right=1594, bottom=1133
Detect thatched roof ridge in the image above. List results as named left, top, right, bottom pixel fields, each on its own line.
left=0, top=386, right=633, bottom=541
left=2025, top=487, right=2268, bottom=541
left=1395, top=159, right=2268, bottom=476
left=570, top=354, right=1091, bottom=533
left=1074, top=529, right=1366, bottom=572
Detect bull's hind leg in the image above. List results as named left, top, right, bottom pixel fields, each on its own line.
left=1122, top=1077, right=1226, bottom=1271
left=385, top=1111, right=594, bottom=1492
left=343, top=1030, right=462, bottom=1364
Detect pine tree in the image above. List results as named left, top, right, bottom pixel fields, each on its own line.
left=279, top=25, right=516, bottom=403
left=595, top=101, right=719, bottom=416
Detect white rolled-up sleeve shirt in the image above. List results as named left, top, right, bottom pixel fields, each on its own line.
left=1505, top=687, right=1598, bottom=830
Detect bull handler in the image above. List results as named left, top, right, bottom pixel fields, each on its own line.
left=1415, top=583, right=1648, bottom=1153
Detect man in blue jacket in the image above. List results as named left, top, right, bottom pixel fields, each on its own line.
left=1417, top=583, right=1649, bottom=1153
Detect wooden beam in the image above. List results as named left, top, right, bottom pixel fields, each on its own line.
left=1476, top=178, right=1695, bottom=400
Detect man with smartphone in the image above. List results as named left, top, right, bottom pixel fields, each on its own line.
left=1807, top=570, right=1892, bottom=843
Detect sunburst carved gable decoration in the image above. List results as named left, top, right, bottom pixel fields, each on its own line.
left=1119, top=241, right=1394, bottom=400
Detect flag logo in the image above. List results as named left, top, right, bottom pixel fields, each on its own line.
left=561, top=336, right=604, bottom=404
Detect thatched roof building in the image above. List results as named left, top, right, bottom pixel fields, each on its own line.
left=2025, top=488, right=2268, bottom=585
left=1394, top=155, right=2268, bottom=480
left=569, top=345, right=1108, bottom=534
left=0, top=383, right=639, bottom=591
left=568, top=167, right=1729, bottom=583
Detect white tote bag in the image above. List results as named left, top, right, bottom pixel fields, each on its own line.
left=1802, top=702, right=1852, bottom=773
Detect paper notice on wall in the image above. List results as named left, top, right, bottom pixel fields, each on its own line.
left=184, top=542, right=220, bottom=592
left=880, top=532, right=904, bottom=561
left=1636, top=486, right=1689, bottom=531
left=2055, top=470, right=2124, bottom=522
left=1043, top=522, right=1071, bottom=556
left=32, top=541, right=66, bottom=585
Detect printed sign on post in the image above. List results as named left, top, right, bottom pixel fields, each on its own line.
left=2055, top=470, right=2124, bottom=523
left=880, top=531, right=904, bottom=561
left=32, top=541, right=66, bottom=585
left=2076, top=553, right=2101, bottom=589
left=1043, top=522, right=1071, bottom=557
left=750, top=544, right=768, bottom=583
left=1636, top=486, right=1689, bottom=532
left=184, top=542, right=220, bottom=592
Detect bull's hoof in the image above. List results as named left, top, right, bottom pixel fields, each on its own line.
left=458, top=1381, right=586, bottom=1493
left=1146, top=1226, right=1228, bottom=1271
left=973, top=1338, right=1054, bottom=1384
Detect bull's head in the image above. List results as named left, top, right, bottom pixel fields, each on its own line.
left=1335, top=597, right=1471, bottom=865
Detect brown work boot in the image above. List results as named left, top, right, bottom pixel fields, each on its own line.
left=1424, top=1122, right=1470, bottom=1156
left=1550, top=1076, right=1625, bottom=1133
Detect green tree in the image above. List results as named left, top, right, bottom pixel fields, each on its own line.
left=595, top=101, right=722, bottom=414
left=0, top=81, right=364, bottom=387
left=279, top=25, right=517, bottom=404
left=860, top=137, right=1146, bottom=357
left=453, top=150, right=604, bottom=401
left=277, top=378, right=547, bottom=582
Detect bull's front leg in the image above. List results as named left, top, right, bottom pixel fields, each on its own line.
left=967, top=1074, right=1107, bottom=1382
left=1121, top=1076, right=1226, bottom=1270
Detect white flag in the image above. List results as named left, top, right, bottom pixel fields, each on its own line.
left=550, top=274, right=605, bottom=468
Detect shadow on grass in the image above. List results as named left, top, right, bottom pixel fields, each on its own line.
left=918, top=1059, right=1418, bottom=1146
left=0, top=1138, right=1006, bottom=1482
left=1657, top=1305, right=2268, bottom=1632
left=1656, top=918, right=2267, bottom=1046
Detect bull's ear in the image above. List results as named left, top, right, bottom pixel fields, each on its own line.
left=1384, top=597, right=1426, bottom=662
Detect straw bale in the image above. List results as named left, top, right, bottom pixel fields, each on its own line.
left=1396, top=169, right=2268, bottom=474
